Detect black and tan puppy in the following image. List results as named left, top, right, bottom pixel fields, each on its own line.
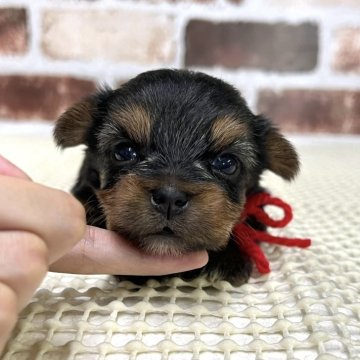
left=54, top=69, right=298, bottom=286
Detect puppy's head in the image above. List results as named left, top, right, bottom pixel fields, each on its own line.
left=54, top=69, right=299, bottom=256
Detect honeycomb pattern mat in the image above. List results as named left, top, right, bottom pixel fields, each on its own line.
left=0, top=132, right=359, bottom=360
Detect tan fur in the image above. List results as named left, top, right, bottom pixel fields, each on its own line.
left=211, top=115, right=248, bottom=151
left=111, top=105, right=152, bottom=145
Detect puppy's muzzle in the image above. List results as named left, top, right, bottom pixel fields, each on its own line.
left=150, top=186, right=189, bottom=220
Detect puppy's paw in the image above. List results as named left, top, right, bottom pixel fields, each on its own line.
left=201, top=243, right=253, bottom=287
left=179, top=242, right=253, bottom=286
left=207, top=255, right=252, bottom=287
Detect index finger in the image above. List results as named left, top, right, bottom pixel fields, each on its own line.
left=50, top=226, right=209, bottom=276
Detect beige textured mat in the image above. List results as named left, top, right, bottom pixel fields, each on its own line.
left=0, top=131, right=359, bottom=360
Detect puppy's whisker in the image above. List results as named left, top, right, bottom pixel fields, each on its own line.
left=82, top=197, right=106, bottom=226
left=87, top=212, right=106, bottom=226
left=82, top=197, right=99, bottom=210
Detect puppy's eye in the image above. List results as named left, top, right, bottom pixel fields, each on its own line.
left=114, top=145, right=139, bottom=162
left=211, top=154, right=238, bottom=175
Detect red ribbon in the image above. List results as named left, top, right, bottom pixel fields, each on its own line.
left=232, top=192, right=311, bottom=274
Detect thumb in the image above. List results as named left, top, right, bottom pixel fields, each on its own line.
left=0, top=155, right=31, bottom=180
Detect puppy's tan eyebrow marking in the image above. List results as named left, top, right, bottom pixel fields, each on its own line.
left=112, top=105, right=152, bottom=145
left=211, top=115, right=248, bottom=150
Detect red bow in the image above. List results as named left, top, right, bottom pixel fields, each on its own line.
left=232, top=192, right=311, bottom=274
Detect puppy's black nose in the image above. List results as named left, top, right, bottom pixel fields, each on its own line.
left=151, top=186, right=188, bottom=220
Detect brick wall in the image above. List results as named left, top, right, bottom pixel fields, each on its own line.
left=0, top=0, right=359, bottom=133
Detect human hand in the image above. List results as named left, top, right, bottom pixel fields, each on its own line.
left=0, top=154, right=86, bottom=352
left=0, top=155, right=208, bottom=353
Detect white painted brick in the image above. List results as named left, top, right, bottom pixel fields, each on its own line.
left=266, top=0, right=360, bottom=7
left=41, top=9, right=176, bottom=65
left=332, top=27, right=360, bottom=73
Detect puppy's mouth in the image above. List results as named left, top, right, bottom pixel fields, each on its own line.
left=139, top=226, right=190, bottom=257
left=157, top=226, right=175, bottom=236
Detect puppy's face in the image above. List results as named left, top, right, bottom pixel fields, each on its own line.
left=55, top=70, right=299, bottom=256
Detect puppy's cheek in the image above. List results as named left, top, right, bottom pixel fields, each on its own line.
left=180, top=185, right=244, bottom=251
left=97, top=175, right=159, bottom=237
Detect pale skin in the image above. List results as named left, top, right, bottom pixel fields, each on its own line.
left=0, top=155, right=208, bottom=353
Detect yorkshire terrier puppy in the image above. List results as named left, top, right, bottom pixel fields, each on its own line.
left=54, top=69, right=299, bottom=286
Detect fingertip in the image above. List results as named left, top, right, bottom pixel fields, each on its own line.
left=147, top=250, right=209, bottom=276
left=186, top=251, right=209, bottom=269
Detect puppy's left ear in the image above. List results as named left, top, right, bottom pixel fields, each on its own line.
left=256, top=116, right=299, bottom=181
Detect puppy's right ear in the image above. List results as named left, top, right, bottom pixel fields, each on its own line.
left=54, top=89, right=111, bottom=148
left=54, top=97, right=94, bottom=148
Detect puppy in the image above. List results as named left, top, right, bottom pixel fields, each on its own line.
left=54, top=69, right=299, bottom=286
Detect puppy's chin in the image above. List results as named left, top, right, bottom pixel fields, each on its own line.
left=138, top=234, right=190, bottom=257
